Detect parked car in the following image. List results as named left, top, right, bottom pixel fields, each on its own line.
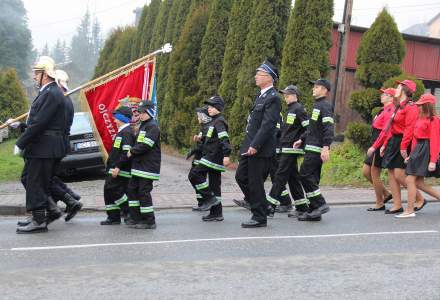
left=57, top=112, right=105, bottom=176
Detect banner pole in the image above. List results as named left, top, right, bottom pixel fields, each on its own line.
left=0, top=43, right=173, bottom=129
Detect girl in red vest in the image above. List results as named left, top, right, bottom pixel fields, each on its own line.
left=367, top=80, right=425, bottom=214
left=396, top=94, right=440, bottom=218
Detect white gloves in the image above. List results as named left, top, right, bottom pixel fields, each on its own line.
left=6, top=118, right=20, bottom=129
left=13, top=145, right=23, bottom=156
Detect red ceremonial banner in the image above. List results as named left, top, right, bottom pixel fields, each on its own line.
left=80, top=59, right=156, bottom=160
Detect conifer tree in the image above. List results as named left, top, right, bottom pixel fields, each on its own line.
left=149, top=0, right=173, bottom=52
left=228, top=0, right=291, bottom=151
left=161, top=3, right=210, bottom=147
left=138, top=0, right=161, bottom=57
left=131, top=5, right=149, bottom=60
left=349, top=8, right=406, bottom=122
left=218, top=0, right=254, bottom=118
left=279, top=0, right=334, bottom=111
left=196, top=0, right=232, bottom=100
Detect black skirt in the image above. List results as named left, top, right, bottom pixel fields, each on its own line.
left=406, top=139, right=440, bottom=177
left=364, top=149, right=383, bottom=168
left=382, top=134, right=406, bottom=169
left=364, top=128, right=383, bottom=168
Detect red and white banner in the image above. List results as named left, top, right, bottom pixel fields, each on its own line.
left=80, top=59, right=156, bottom=159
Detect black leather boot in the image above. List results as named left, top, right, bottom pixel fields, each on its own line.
left=62, top=193, right=83, bottom=222
left=46, top=196, right=63, bottom=225
left=16, top=210, right=48, bottom=234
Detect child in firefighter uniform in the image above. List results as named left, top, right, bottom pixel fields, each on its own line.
left=100, top=106, right=134, bottom=225
left=188, top=96, right=232, bottom=221
left=294, top=79, right=334, bottom=221
left=126, top=100, right=161, bottom=229
left=267, top=85, right=309, bottom=218
left=187, top=106, right=212, bottom=211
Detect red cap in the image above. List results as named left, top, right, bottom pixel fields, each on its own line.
left=379, top=88, right=396, bottom=97
left=396, top=79, right=416, bottom=93
left=416, top=93, right=436, bottom=105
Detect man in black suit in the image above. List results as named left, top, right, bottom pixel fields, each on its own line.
left=235, top=60, right=282, bottom=228
left=15, top=56, right=68, bottom=234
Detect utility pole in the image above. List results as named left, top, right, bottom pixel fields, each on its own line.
left=331, top=0, right=353, bottom=132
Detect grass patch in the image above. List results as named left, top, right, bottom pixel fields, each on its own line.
left=0, top=138, right=23, bottom=182
left=321, top=141, right=371, bottom=187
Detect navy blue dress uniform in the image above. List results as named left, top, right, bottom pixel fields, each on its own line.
left=188, top=96, right=232, bottom=221
left=16, top=80, right=69, bottom=232
left=49, top=81, right=83, bottom=222
left=235, top=61, right=282, bottom=227
left=298, top=79, right=334, bottom=221
left=267, top=85, right=309, bottom=216
left=187, top=106, right=212, bottom=211
left=101, top=106, right=135, bottom=225
left=127, top=101, right=161, bottom=229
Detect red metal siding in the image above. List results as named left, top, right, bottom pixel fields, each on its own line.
left=330, top=28, right=440, bottom=81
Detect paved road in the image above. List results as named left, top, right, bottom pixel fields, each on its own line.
left=1, top=205, right=440, bottom=299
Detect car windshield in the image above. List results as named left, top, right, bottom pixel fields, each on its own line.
left=70, top=113, right=93, bottom=135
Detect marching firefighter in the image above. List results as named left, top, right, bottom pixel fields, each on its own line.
left=267, top=85, right=309, bottom=218
left=235, top=60, right=282, bottom=228
left=188, top=96, right=232, bottom=221
left=187, top=106, right=212, bottom=211
left=293, top=79, right=334, bottom=221
left=52, top=69, right=83, bottom=221
left=100, top=106, right=135, bottom=225
left=15, top=56, right=69, bottom=233
left=126, top=100, right=161, bottom=229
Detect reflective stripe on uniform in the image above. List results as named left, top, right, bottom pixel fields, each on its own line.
left=286, top=113, right=296, bottom=125
left=218, top=131, right=229, bottom=139
left=195, top=181, right=209, bottom=190
left=199, top=158, right=225, bottom=172
left=294, top=198, right=309, bottom=206
left=207, top=126, right=214, bottom=138
left=105, top=204, right=120, bottom=211
left=113, top=137, right=122, bottom=149
left=304, top=145, right=322, bottom=153
left=140, top=206, right=154, bottom=213
left=306, top=189, right=321, bottom=198
left=108, top=168, right=132, bottom=178
left=281, top=148, right=305, bottom=154
left=131, top=169, right=160, bottom=180
left=122, top=145, right=132, bottom=151
left=281, top=190, right=289, bottom=197
left=129, top=200, right=140, bottom=207
left=196, top=194, right=203, bottom=199
left=115, top=194, right=128, bottom=206
left=266, top=195, right=280, bottom=206
left=301, top=120, right=309, bottom=127
left=322, top=117, right=334, bottom=124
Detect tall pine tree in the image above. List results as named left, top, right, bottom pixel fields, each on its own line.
left=138, top=0, right=161, bottom=57
left=131, top=5, right=149, bottom=60
left=149, top=0, right=173, bottom=52
left=229, top=0, right=291, bottom=151
left=0, top=0, right=32, bottom=79
left=279, top=0, right=334, bottom=111
left=161, top=2, right=210, bottom=147
left=218, top=0, right=254, bottom=118
left=196, top=0, right=232, bottom=100
left=0, top=69, right=28, bottom=123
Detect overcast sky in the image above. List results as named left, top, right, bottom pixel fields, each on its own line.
left=24, top=0, right=440, bottom=51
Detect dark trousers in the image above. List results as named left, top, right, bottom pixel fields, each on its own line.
left=104, top=175, right=130, bottom=220
left=267, top=154, right=292, bottom=206
left=127, top=176, right=155, bottom=224
left=299, top=152, right=326, bottom=210
left=269, top=154, right=308, bottom=211
left=188, top=164, right=222, bottom=215
left=21, top=158, right=57, bottom=211
left=235, top=156, right=271, bottom=222
left=188, top=162, right=203, bottom=205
